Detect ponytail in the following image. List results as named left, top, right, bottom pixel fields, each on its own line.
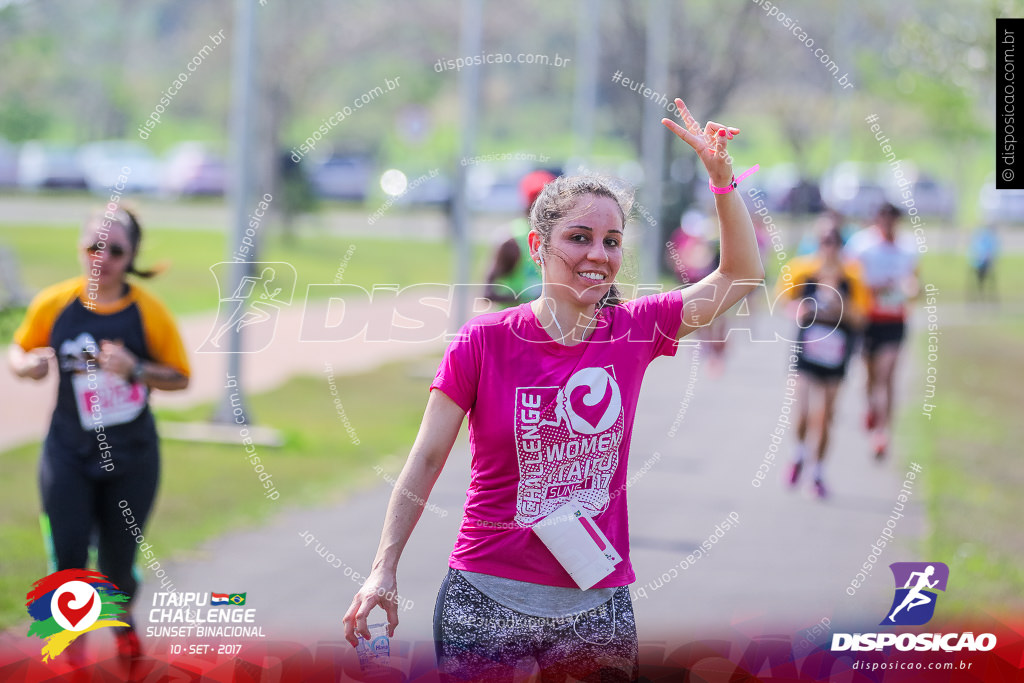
left=119, top=207, right=158, bottom=279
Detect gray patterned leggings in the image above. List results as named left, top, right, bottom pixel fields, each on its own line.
left=433, top=569, right=639, bottom=682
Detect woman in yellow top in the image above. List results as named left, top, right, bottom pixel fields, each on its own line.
left=776, top=216, right=870, bottom=498
left=7, top=207, right=190, bottom=659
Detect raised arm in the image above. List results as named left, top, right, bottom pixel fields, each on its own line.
left=342, top=387, right=466, bottom=646
left=661, top=98, right=765, bottom=340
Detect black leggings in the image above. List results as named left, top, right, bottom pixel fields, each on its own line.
left=39, top=443, right=159, bottom=601
left=433, top=569, right=639, bottom=682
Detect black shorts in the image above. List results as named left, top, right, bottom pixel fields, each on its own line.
left=862, top=320, right=906, bottom=356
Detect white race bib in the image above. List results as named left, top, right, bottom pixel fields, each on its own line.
left=532, top=500, right=622, bottom=590
left=802, top=324, right=848, bottom=369
left=874, top=285, right=905, bottom=315
left=71, top=369, right=148, bottom=430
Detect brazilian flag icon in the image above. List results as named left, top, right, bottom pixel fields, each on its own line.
left=228, top=593, right=246, bottom=606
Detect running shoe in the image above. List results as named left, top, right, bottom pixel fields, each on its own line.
left=787, top=461, right=803, bottom=487
left=115, top=624, right=141, bottom=660
left=813, top=478, right=828, bottom=499
left=872, top=432, right=889, bottom=462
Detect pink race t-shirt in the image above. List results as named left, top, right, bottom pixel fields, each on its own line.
left=429, top=289, right=686, bottom=589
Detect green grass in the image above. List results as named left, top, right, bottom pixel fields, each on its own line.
left=0, top=224, right=491, bottom=343
left=915, top=250, right=1024, bottom=307
left=0, top=356, right=440, bottom=630
left=0, top=306, right=25, bottom=342
left=900, top=251, right=1024, bottom=616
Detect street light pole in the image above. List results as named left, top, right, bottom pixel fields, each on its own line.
left=452, top=0, right=482, bottom=329
left=214, top=0, right=258, bottom=424
left=640, top=0, right=669, bottom=289
left=572, top=0, right=602, bottom=163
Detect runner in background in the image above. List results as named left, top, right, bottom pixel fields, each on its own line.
left=7, top=208, right=190, bottom=662
left=795, top=207, right=858, bottom=256
left=968, top=223, right=999, bottom=303
left=778, top=216, right=870, bottom=498
left=484, top=170, right=556, bottom=307
left=844, top=203, right=919, bottom=461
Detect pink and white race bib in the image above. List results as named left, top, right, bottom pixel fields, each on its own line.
left=802, top=324, right=848, bottom=369
left=71, top=369, right=148, bottom=430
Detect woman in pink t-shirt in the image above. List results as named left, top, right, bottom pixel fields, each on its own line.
left=344, top=98, right=765, bottom=682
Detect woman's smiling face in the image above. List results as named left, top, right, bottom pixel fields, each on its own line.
left=79, top=219, right=133, bottom=289
left=539, top=193, right=624, bottom=306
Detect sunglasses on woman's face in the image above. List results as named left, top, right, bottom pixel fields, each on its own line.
left=85, top=243, right=128, bottom=258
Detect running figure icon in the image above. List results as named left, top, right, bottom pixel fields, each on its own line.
left=198, top=262, right=297, bottom=353
left=887, top=565, right=938, bottom=622
left=208, top=267, right=286, bottom=347
left=538, top=389, right=579, bottom=436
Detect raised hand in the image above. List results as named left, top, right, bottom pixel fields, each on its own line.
left=661, top=98, right=739, bottom=188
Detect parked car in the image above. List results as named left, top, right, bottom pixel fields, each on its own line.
left=163, top=142, right=227, bottom=197
left=820, top=163, right=887, bottom=219
left=467, top=161, right=533, bottom=213
left=78, top=140, right=162, bottom=194
left=880, top=164, right=956, bottom=219
left=759, top=164, right=824, bottom=214
left=388, top=169, right=453, bottom=207
left=896, top=176, right=955, bottom=219
left=979, top=176, right=1024, bottom=224
left=309, top=153, right=372, bottom=201
left=18, top=142, right=87, bottom=190
left=0, top=138, right=19, bottom=187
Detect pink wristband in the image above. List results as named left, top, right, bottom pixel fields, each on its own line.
left=709, top=164, right=761, bottom=194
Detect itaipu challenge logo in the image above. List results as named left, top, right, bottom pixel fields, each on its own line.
left=25, top=569, right=129, bottom=661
